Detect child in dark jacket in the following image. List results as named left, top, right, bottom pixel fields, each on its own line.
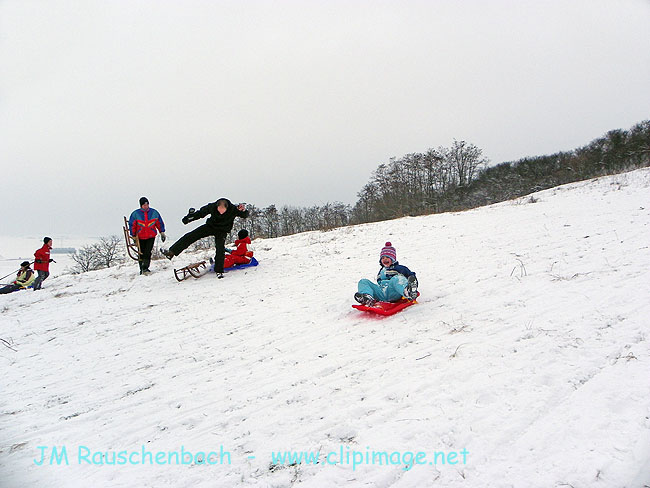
left=224, top=229, right=253, bottom=269
left=355, top=242, right=418, bottom=306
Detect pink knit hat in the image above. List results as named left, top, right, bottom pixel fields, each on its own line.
left=380, top=242, right=397, bottom=263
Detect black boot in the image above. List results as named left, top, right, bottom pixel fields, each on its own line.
left=354, top=292, right=376, bottom=306
left=405, top=275, right=418, bottom=300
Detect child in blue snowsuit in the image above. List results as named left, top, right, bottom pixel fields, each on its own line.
left=355, top=242, right=418, bottom=306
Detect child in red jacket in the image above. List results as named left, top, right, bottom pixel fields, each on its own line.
left=224, top=229, right=253, bottom=269
left=33, top=237, right=55, bottom=291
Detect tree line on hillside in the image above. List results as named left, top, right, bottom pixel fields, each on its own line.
left=441, top=120, right=650, bottom=212
left=70, top=119, right=650, bottom=272
left=351, top=139, right=488, bottom=222
left=228, top=119, right=649, bottom=239
left=217, top=139, right=489, bottom=241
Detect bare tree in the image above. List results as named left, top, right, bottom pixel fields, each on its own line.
left=260, top=205, right=279, bottom=238
left=304, top=205, right=322, bottom=230
left=70, top=244, right=101, bottom=274
left=242, top=204, right=260, bottom=239
left=446, top=140, right=489, bottom=187
left=69, top=235, right=126, bottom=273
left=96, top=235, right=125, bottom=268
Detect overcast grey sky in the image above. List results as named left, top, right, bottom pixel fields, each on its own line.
left=1, top=0, right=649, bottom=237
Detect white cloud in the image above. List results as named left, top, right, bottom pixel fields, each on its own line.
left=1, top=0, right=649, bottom=235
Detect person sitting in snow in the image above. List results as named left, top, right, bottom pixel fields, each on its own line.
left=354, top=242, right=418, bottom=306
left=223, top=229, right=253, bottom=269
left=0, top=261, right=36, bottom=294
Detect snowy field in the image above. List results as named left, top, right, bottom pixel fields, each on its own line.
left=1, top=169, right=649, bottom=487
left=0, top=236, right=105, bottom=280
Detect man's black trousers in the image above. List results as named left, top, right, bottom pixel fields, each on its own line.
left=169, top=224, right=227, bottom=273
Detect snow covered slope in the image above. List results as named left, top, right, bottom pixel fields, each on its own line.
left=1, top=169, right=649, bottom=488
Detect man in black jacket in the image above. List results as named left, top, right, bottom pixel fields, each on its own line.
left=162, top=198, right=248, bottom=278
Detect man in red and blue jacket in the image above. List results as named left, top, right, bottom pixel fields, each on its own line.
left=129, top=197, right=166, bottom=275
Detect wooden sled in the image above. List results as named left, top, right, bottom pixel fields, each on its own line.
left=174, top=261, right=207, bottom=282
left=123, top=216, right=141, bottom=261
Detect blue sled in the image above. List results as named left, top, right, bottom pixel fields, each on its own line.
left=209, top=257, right=259, bottom=273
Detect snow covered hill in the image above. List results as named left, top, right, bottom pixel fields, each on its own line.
left=1, top=169, right=649, bottom=488
left=0, top=236, right=104, bottom=279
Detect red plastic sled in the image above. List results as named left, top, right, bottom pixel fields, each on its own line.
left=352, top=295, right=418, bottom=316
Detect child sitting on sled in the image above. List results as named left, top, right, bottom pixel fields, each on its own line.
left=223, top=229, right=253, bottom=269
left=0, top=261, right=35, bottom=294
left=354, top=242, right=418, bottom=306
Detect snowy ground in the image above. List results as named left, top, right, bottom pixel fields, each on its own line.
left=1, top=169, right=649, bottom=488
left=0, top=236, right=104, bottom=279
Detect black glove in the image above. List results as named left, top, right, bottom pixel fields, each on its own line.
left=160, top=232, right=166, bottom=242
left=182, top=208, right=198, bottom=225
left=49, top=259, right=56, bottom=263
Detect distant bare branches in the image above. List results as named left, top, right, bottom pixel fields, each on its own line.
left=69, top=235, right=125, bottom=274
left=95, top=235, right=124, bottom=268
